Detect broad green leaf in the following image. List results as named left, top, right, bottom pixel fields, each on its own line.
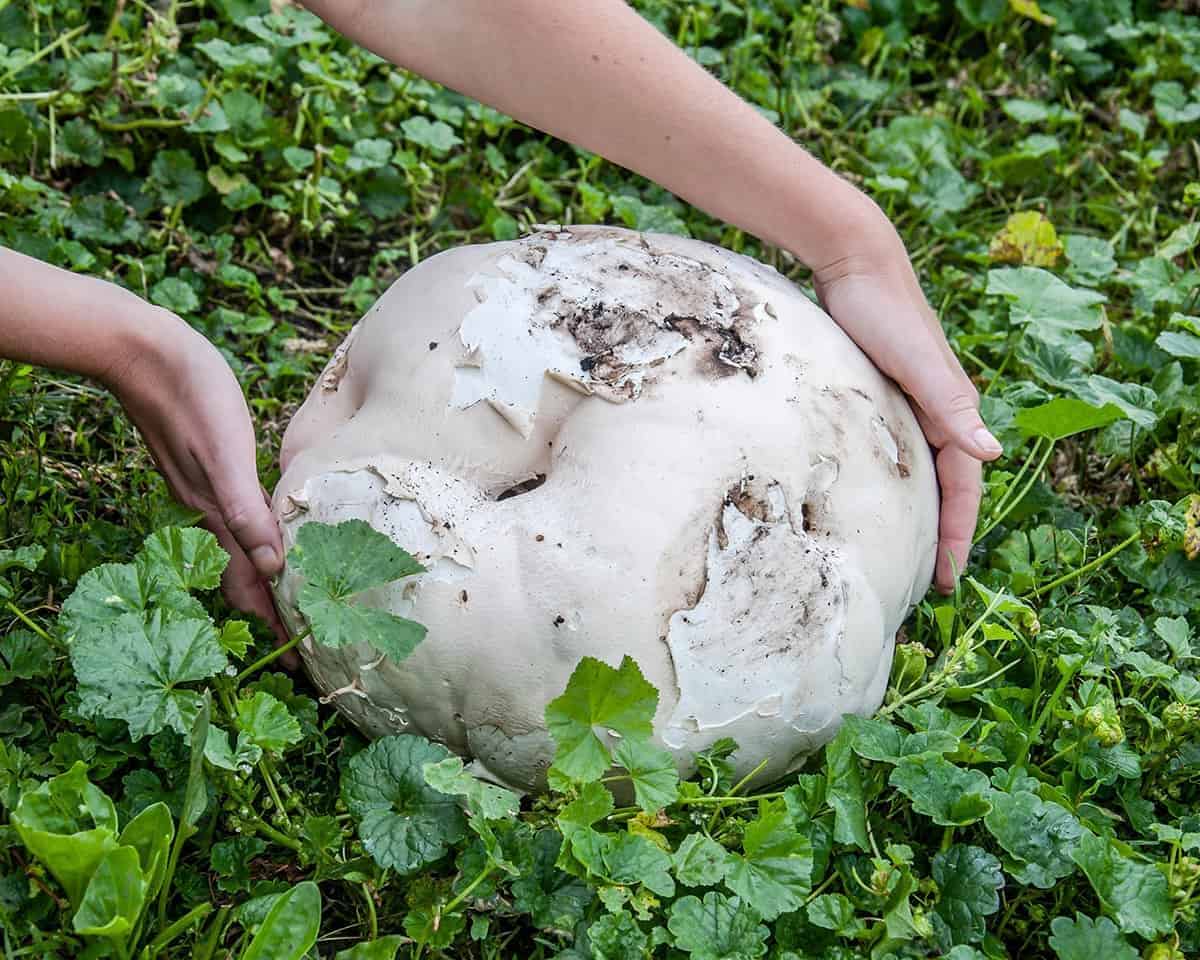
left=0, top=545, right=43, bottom=591
left=544, top=655, right=658, bottom=782
left=605, top=832, right=675, bottom=898
left=0, top=630, right=54, bottom=684
left=290, top=520, right=426, bottom=659
left=220, top=620, right=254, bottom=659
left=1048, top=913, right=1138, bottom=960
left=72, top=612, right=228, bottom=740
left=400, top=116, right=463, bottom=154
left=807, top=893, right=865, bottom=938
left=334, top=936, right=406, bottom=960
left=59, top=561, right=206, bottom=640
left=510, top=829, right=593, bottom=932
left=843, top=714, right=959, bottom=762
left=824, top=726, right=869, bottom=850
left=889, top=756, right=993, bottom=826
left=668, top=892, right=768, bottom=960
left=11, top=762, right=120, bottom=906
left=986, top=267, right=1106, bottom=337
left=1014, top=398, right=1126, bottom=441
left=556, top=781, right=615, bottom=874
left=1071, top=376, right=1158, bottom=431
left=402, top=905, right=466, bottom=950
left=341, top=735, right=466, bottom=875
left=235, top=692, right=302, bottom=752
left=588, top=910, right=647, bottom=960
left=138, top=527, right=228, bottom=592
left=1155, top=616, right=1192, bottom=660
left=211, top=836, right=268, bottom=893
left=931, top=844, right=1004, bottom=947
left=673, top=834, right=732, bottom=888
left=117, top=802, right=173, bottom=901
left=239, top=880, right=321, bottom=960
left=1156, top=330, right=1200, bottom=359
left=72, top=846, right=147, bottom=938
left=204, top=724, right=263, bottom=771
left=421, top=756, right=520, bottom=821
left=1070, top=831, right=1173, bottom=939
left=1063, top=234, right=1117, bottom=285
left=613, top=738, right=679, bottom=812
left=984, top=788, right=1081, bottom=888
left=724, top=798, right=812, bottom=920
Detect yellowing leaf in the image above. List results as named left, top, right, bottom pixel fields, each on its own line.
left=1009, top=0, right=1056, bottom=27
left=989, top=211, right=1064, bottom=267
left=1186, top=495, right=1200, bottom=561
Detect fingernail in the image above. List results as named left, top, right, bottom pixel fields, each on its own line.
left=250, top=545, right=280, bottom=575
left=973, top=427, right=1003, bottom=456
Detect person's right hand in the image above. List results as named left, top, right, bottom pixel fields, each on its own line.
left=810, top=208, right=1003, bottom=593
left=102, top=306, right=292, bottom=656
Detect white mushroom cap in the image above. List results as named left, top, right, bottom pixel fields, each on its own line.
left=272, top=226, right=938, bottom=793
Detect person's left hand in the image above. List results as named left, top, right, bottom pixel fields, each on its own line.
left=102, top=306, right=292, bottom=655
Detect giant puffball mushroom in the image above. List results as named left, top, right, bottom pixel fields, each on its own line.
left=271, top=225, right=939, bottom=793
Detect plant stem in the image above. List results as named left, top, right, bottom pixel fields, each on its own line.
left=192, top=906, right=231, bottom=960
left=4, top=602, right=60, bottom=647
left=1021, top=531, right=1140, bottom=597
left=236, top=630, right=307, bottom=685
left=975, top=438, right=1054, bottom=543
left=144, top=903, right=212, bottom=957
left=0, top=25, right=87, bottom=85
left=361, top=882, right=379, bottom=941
left=245, top=811, right=303, bottom=852
left=444, top=863, right=495, bottom=915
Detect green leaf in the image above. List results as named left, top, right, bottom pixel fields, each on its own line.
left=117, top=802, right=173, bottom=901
left=824, top=726, right=869, bottom=850
left=1014, top=398, right=1126, bottom=441
left=150, top=277, right=201, bottom=314
left=240, top=880, right=321, bottom=960
left=511, top=829, right=593, bottom=932
left=605, top=832, right=675, bottom=898
left=1048, top=913, right=1139, bottom=960
left=341, top=735, right=466, bottom=875
left=72, top=613, right=228, bottom=740
left=235, top=692, right=302, bottom=752
left=148, top=150, right=206, bottom=206
left=931, top=844, right=1004, bottom=947
left=400, top=116, right=462, bottom=154
left=724, top=798, right=812, bottom=920
left=556, top=781, right=615, bottom=875
left=1070, top=831, right=1173, bottom=939
left=11, top=763, right=121, bottom=906
left=334, top=936, right=406, bottom=960
left=986, top=267, right=1106, bottom=335
left=220, top=620, right=254, bottom=659
left=613, top=738, right=679, bottom=812
left=588, top=910, right=648, bottom=960
left=138, top=527, right=228, bottom=592
left=673, top=834, right=733, bottom=888
left=843, top=714, right=959, bottom=762
left=204, top=724, right=262, bottom=771
left=211, top=836, right=268, bottom=893
left=1155, top=616, right=1193, bottom=660
left=983, top=787, right=1081, bottom=888
left=0, top=630, right=54, bottom=684
left=403, top=905, right=466, bottom=950
left=544, top=655, right=658, bottom=782
left=1156, top=330, right=1200, bottom=359
left=290, top=520, right=427, bottom=659
left=889, top=756, right=993, bottom=826
left=72, top=846, right=147, bottom=939
left=807, top=893, right=865, bottom=938
left=668, top=892, right=768, bottom=960
left=421, top=756, right=520, bottom=821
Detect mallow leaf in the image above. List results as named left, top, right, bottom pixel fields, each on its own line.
left=544, top=655, right=658, bottom=782
left=724, top=798, right=812, bottom=920
left=341, top=735, right=466, bottom=875
left=0, top=630, right=54, bottom=685
left=673, top=834, right=733, bottom=888
left=59, top=562, right=206, bottom=641
left=1014, top=398, right=1126, bottom=442
left=889, top=756, right=993, bottom=826
left=235, top=691, right=302, bottom=752
left=422, top=756, right=520, bottom=821
left=71, top=612, right=228, bottom=740
left=289, top=520, right=427, bottom=660
left=138, top=527, right=228, bottom=592
left=668, top=891, right=768, bottom=960
left=613, top=738, right=679, bottom=812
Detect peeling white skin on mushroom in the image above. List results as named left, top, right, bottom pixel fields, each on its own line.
left=272, top=225, right=939, bottom=793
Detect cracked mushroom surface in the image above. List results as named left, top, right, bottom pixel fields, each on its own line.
left=271, top=225, right=938, bottom=793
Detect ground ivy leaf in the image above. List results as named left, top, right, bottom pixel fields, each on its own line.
left=1014, top=398, right=1126, bottom=442
left=511, top=829, right=594, bottom=933
left=724, top=798, right=812, bottom=920
left=931, top=844, right=1004, bottom=947
left=825, top=726, right=869, bottom=850
left=138, top=527, right=228, bottom=592
left=984, top=788, right=1081, bottom=888
left=1070, top=831, right=1173, bottom=939
left=235, top=691, right=302, bottom=752
left=0, top=630, right=54, bottom=684
left=673, top=834, right=733, bottom=888
left=889, top=756, right=993, bottom=826
left=588, top=910, right=648, bottom=960
left=341, top=735, right=466, bottom=875
left=544, top=655, right=658, bottom=782
left=668, top=891, right=768, bottom=960
left=72, top=612, right=228, bottom=740
left=613, top=738, right=679, bottom=812
left=211, top=836, right=268, bottom=893
left=807, top=892, right=865, bottom=938
left=1047, top=913, right=1139, bottom=960
left=290, top=520, right=426, bottom=656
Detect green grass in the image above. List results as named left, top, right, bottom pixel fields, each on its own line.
left=2, top=0, right=1200, bottom=957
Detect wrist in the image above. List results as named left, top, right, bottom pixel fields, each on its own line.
left=97, top=297, right=189, bottom=395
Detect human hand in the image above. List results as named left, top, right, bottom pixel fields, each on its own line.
left=811, top=204, right=1003, bottom=593
left=102, top=307, right=292, bottom=652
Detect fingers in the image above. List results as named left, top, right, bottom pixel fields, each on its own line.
left=933, top=444, right=984, bottom=593
left=218, top=542, right=300, bottom=670
left=205, top=431, right=284, bottom=581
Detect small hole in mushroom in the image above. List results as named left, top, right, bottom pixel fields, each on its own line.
left=801, top=502, right=813, bottom=532
left=494, top=474, right=547, bottom=500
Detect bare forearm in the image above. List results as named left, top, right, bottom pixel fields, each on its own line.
left=302, top=0, right=879, bottom=268
left=0, top=248, right=153, bottom=384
